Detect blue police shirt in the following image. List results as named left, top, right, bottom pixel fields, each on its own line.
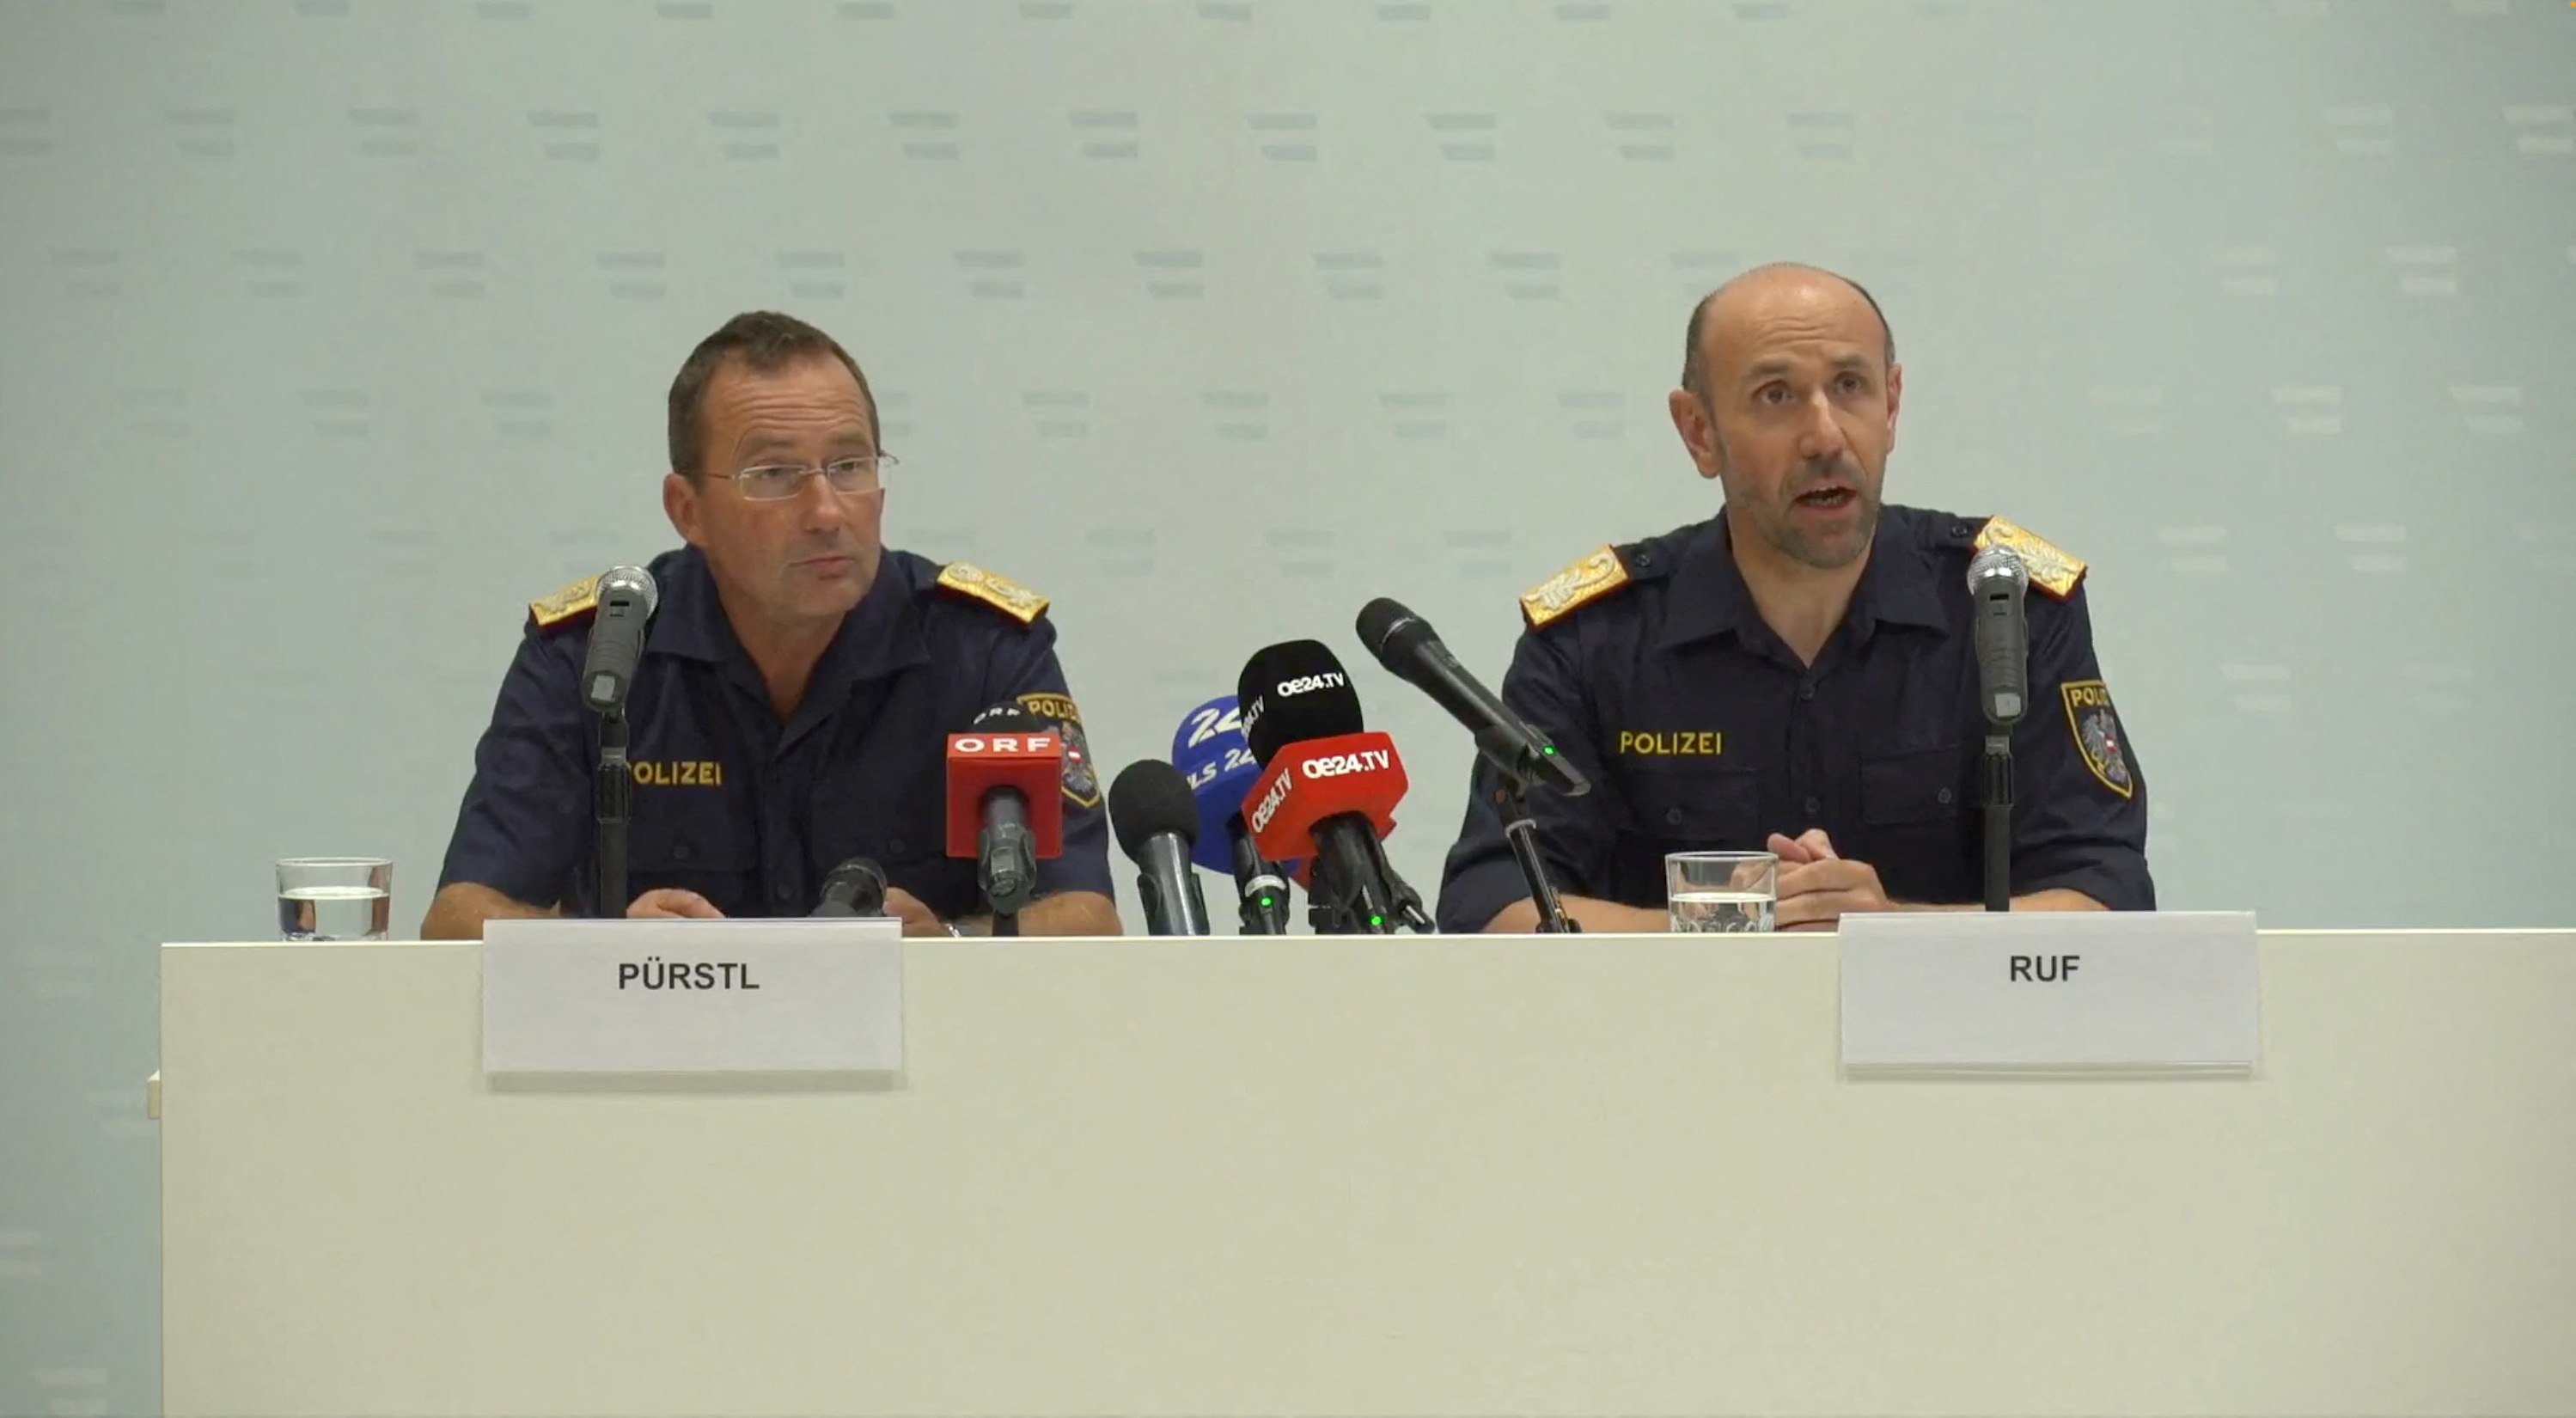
left=436, top=545, right=1116, bottom=920
left=1435, top=505, right=2152, bottom=932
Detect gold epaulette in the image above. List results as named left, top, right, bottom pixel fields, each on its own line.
left=1519, top=546, right=1633, bottom=629
left=936, top=562, right=1049, bottom=625
left=527, top=572, right=602, bottom=632
left=1974, top=517, right=2086, bottom=599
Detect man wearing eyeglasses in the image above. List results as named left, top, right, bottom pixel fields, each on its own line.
left=424, top=310, right=1121, bottom=938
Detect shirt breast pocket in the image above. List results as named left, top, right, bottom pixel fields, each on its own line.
left=1860, top=745, right=1968, bottom=828
left=1628, top=764, right=1762, bottom=850
left=626, top=810, right=756, bottom=902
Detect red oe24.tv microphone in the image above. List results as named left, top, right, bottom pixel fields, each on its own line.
left=945, top=704, right=1065, bottom=925
left=1235, top=639, right=1410, bottom=933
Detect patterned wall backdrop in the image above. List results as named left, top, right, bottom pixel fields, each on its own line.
left=2, top=1, right=2571, bottom=1411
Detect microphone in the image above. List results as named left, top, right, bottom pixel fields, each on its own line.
left=1170, top=694, right=1292, bottom=934
left=1356, top=597, right=1588, bottom=797
left=1966, top=544, right=2030, bottom=914
left=1108, top=761, right=1213, bottom=937
left=580, top=565, right=658, bottom=715
left=1968, top=545, right=2030, bottom=727
left=1236, top=640, right=1406, bottom=934
left=1237, top=639, right=1359, bottom=767
left=811, top=857, right=888, bottom=917
left=944, top=705, right=1066, bottom=926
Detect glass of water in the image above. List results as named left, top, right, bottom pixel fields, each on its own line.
left=276, top=858, right=392, bottom=941
left=1664, top=851, right=1777, bottom=933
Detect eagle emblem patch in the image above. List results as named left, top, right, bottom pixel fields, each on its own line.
left=2060, top=679, right=2133, bottom=798
left=1016, top=691, right=1100, bottom=808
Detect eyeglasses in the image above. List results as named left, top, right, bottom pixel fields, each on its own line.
left=723, top=454, right=896, bottom=502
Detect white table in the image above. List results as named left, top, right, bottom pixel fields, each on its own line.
left=159, top=930, right=2576, bottom=1417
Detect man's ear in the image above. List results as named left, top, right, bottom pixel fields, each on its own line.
left=1884, top=362, right=1903, bottom=455
left=1667, top=388, right=1723, bottom=481
left=663, top=472, right=705, bottom=547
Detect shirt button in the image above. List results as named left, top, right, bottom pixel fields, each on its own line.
left=1803, top=796, right=1822, bottom=816
left=771, top=881, right=794, bottom=903
left=671, top=843, right=692, bottom=861
left=1665, top=807, right=1685, bottom=827
left=1938, top=787, right=1955, bottom=805
left=1799, top=685, right=1816, bottom=702
left=888, top=836, right=907, bottom=855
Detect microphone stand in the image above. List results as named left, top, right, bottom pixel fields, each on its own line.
left=595, top=710, right=632, bottom=920
left=1473, top=728, right=1580, bottom=935
left=1228, top=826, right=1292, bottom=935
left=1981, top=730, right=2012, bottom=914
left=1308, top=827, right=1401, bottom=936
left=1364, top=835, right=1435, bottom=933
left=1496, top=776, right=1578, bottom=934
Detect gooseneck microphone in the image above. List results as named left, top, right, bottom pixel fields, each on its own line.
left=583, top=564, right=657, bottom=919
left=1356, top=596, right=1581, bottom=932
left=1108, top=761, right=1214, bottom=937
left=1967, top=544, right=2030, bottom=914
left=581, top=565, right=659, bottom=715
left=1969, top=547, right=2030, bottom=729
left=1356, top=597, right=1587, bottom=798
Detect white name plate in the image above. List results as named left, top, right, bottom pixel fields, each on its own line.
left=1839, top=911, right=2259, bottom=1071
left=482, top=918, right=904, bottom=1074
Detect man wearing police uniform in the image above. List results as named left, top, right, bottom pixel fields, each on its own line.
left=424, top=312, right=1120, bottom=938
left=1436, top=265, right=2152, bottom=932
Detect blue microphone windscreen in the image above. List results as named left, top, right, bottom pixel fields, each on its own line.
left=1171, top=694, right=1263, bottom=875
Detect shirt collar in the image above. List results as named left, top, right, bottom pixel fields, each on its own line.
left=1847, top=508, right=1950, bottom=638
left=1653, top=517, right=1762, bottom=651
left=1654, top=507, right=1949, bottom=651
left=645, top=545, right=929, bottom=687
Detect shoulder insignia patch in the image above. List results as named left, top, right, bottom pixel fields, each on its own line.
left=937, top=563, right=1049, bottom=625
left=1975, top=516, right=2087, bottom=600
left=1519, top=546, right=1633, bottom=629
left=2060, top=680, right=2134, bottom=799
left=1015, top=691, right=1100, bottom=808
left=528, top=572, right=601, bottom=632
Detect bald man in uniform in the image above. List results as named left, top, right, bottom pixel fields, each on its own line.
left=1436, top=265, right=2152, bottom=932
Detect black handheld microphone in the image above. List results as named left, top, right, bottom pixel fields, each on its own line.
left=1968, top=546, right=2030, bottom=728
left=1356, top=597, right=1588, bottom=797
left=1108, top=761, right=1213, bottom=937
left=812, top=858, right=888, bottom=917
left=581, top=565, right=658, bottom=715
left=1236, top=639, right=1402, bottom=936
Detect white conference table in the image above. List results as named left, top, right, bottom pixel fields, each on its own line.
left=158, top=929, right=2576, bottom=1417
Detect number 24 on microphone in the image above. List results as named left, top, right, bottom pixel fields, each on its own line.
left=1184, top=747, right=1256, bottom=791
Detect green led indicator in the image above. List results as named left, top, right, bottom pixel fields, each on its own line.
left=1368, top=914, right=1386, bottom=927
left=1541, top=744, right=1558, bottom=755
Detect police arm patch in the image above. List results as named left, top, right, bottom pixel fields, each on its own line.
left=1016, top=692, right=1100, bottom=807
left=527, top=572, right=601, bottom=633
left=937, top=563, right=1049, bottom=624
left=2060, top=679, right=2134, bottom=798
left=1519, top=546, right=1632, bottom=628
left=1975, top=517, right=2087, bottom=600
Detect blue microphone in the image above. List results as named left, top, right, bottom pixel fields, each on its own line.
left=1172, top=695, right=1259, bottom=873
left=1170, top=695, right=1291, bottom=934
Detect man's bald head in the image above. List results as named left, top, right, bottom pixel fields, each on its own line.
left=1680, top=263, right=1895, bottom=400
